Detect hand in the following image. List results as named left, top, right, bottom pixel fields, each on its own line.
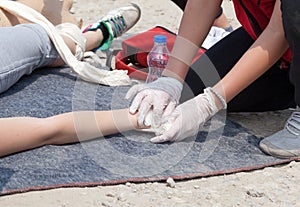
left=125, top=77, right=183, bottom=127
left=150, top=87, right=227, bottom=143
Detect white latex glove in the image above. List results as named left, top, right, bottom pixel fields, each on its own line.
left=125, top=77, right=183, bottom=127
left=150, top=87, right=227, bottom=143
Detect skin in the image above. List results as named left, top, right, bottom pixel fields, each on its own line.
left=0, top=0, right=77, bottom=27
left=215, top=0, right=288, bottom=103
left=163, top=0, right=288, bottom=109
left=0, top=0, right=137, bottom=157
left=0, top=0, right=288, bottom=155
left=0, top=0, right=104, bottom=67
left=0, top=23, right=139, bottom=157
left=50, top=28, right=104, bottom=66
left=0, top=109, right=144, bottom=157
left=213, top=12, right=231, bottom=29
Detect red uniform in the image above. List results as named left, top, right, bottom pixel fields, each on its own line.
left=233, top=0, right=292, bottom=63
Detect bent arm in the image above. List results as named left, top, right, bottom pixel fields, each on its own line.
left=163, top=0, right=222, bottom=81
left=213, top=0, right=289, bottom=106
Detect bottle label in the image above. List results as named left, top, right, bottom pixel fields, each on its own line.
left=146, top=53, right=169, bottom=83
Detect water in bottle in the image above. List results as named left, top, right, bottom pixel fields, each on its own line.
left=146, top=35, right=170, bottom=83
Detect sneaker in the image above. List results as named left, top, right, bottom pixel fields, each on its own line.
left=259, top=111, right=300, bottom=159
left=83, top=3, right=141, bottom=50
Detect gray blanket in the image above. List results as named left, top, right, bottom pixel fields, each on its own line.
left=0, top=67, right=295, bottom=195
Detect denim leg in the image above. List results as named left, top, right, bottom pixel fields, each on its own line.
left=0, top=23, right=59, bottom=93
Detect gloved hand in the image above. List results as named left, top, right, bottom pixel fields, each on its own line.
left=125, top=77, right=183, bottom=127
left=150, top=87, right=227, bottom=143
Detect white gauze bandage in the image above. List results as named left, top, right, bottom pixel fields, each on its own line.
left=56, top=23, right=86, bottom=61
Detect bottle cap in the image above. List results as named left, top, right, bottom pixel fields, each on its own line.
left=154, top=35, right=167, bottom=43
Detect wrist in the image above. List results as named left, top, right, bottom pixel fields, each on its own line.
left=162, top=67, right=187, bottom=83
left=211, top=92, right=225, bottom=111
left=206, top=87, right=227, bottom=110
left=148, top=77, right=183, bottom=104
left=203, top=87, right=227, bottom=113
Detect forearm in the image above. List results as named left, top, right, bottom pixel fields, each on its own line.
left=0, top=117, right=56, bottom=157
left=0, top=109, right=139, bottom=157
left=163, top=0, right=222, bottom=81
left=214, top=0, right=288, bottom=104
left=68, top=109, right=138, bottom=143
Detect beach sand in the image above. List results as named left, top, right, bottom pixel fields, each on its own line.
left=0, top=1, right=299, bottom=206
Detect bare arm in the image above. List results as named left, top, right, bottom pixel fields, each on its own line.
left=213, top=0, right=288, bottom=106
left=163, top=0, right=222, bottom=81
left=0, top=109, right=141, bottom=157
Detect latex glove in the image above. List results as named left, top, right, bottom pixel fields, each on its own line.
left=150, top=87, right=227, bottom=143
left=125, top=77, right=183, bottom=127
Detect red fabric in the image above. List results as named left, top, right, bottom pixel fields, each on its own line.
left=115, top=26, right=205, bottom=80
left=232, top=0, right=292, bottom=63
left=115, top=50, right=149, bottom=80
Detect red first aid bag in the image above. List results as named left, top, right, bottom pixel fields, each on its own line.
left=114, top=26, right=206, bottom=80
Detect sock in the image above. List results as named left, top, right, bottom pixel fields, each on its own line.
left=99, top=23, right=110, bottom=44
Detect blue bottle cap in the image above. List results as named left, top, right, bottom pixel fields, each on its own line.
left=154, top=35, right=167, bottom=43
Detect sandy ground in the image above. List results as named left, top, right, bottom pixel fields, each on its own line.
left=1, top=0, right=300, bottom=206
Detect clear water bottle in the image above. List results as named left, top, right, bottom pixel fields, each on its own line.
left=146, top=35, right=170, bottom=83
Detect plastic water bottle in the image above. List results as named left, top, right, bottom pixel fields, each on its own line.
left=146, top=35, right=170, bottom=83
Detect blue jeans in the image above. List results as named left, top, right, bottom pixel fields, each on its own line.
left=0, top=24, right=59, bottom=93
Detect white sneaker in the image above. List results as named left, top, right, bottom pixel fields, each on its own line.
left=83, top=3, right=141, bottom=50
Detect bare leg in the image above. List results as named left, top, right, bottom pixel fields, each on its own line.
left=0, top=0, right=77, bottom=27
left=0, top=109, right=143, bottom=157
left=49, top=29, right=104, bottom=67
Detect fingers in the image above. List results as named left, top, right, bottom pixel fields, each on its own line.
left=150, top=135, right=170, bottom=143
left=144, top=111, right=152, bottom=127
left=152, top=91, right=174, bottom=127
left=152, top=102, right=165, bottom=128
left=128, top=90, right=146, bottom=114
left=127, top=84, right=175, bottom=127
left=137, top=95, right=152, bottom=126
left=150, top=118, right=180, bottom=143
left=126, top=84, right=144, bottom=114
left=150, top=128, right=178, bottom=143
left=161, top=101, right=176, bottom=123
left=125, top=84, right=139, bottom=100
